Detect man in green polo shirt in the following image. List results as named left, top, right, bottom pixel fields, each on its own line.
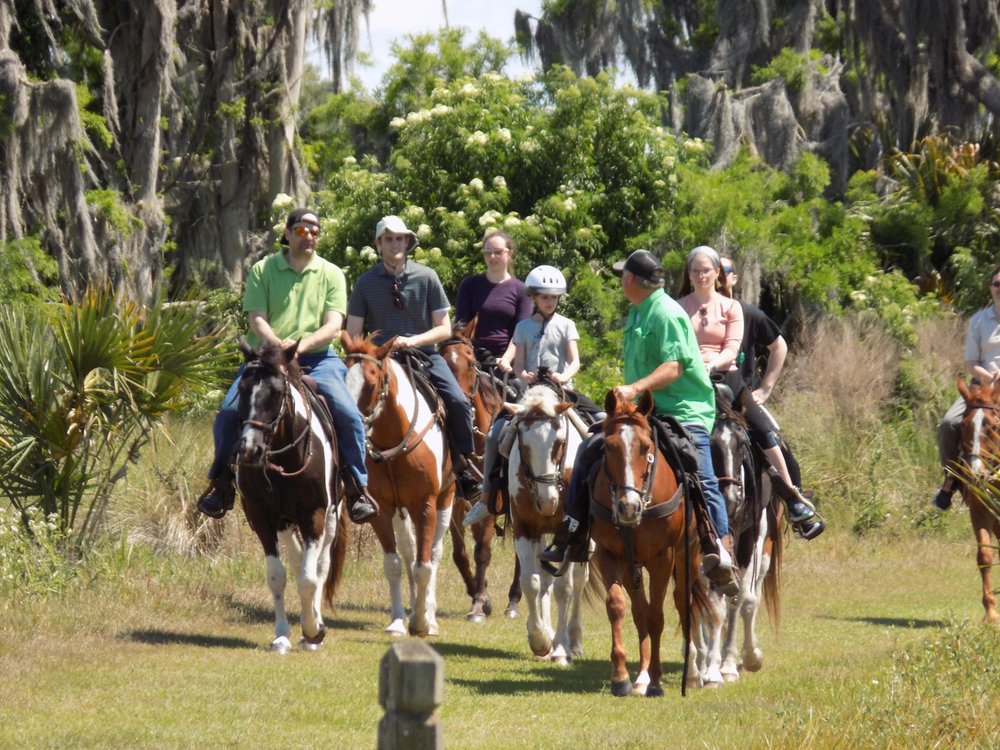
left=197, top=208, right=377, bottom=524
left=539, top=250, right=736, bottom=594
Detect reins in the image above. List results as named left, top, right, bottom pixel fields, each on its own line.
left=345, top=350, right=443, bottom=463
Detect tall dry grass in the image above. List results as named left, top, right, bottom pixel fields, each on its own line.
left=775, top=313, right=966, bottom=537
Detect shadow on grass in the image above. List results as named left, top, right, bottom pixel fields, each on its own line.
left=223, top=595, right=369, bottom=632
left=826, top=615, right=949, bottom=629
left=127, top=629, right=257, bottom=650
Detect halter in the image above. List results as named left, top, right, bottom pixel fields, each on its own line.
left=514, top=412, right=570, bottom=494
left=345, top=350, right=442, bottom=463
left=239, top=360, right=314, bottom=479
left=602, top=445, right=658, bottom=525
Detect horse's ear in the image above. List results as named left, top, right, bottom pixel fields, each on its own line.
left=376, top=337, right=396, bottom=359
left=734, top=386, right=748, bottom=413
left=458, top=316, right=477, bottom=340
left=637, top=389, right=655, bottom=416
left=239, top=337, right=256, bottom=361
left=958, top=375, right=972, bottom=402
left=555, top=402, right=574, bottom=414
left=504, top=402, right=525, bottom=415
left=340, top=330, right=354, bottom=351
left=604, top=389, right=618, bottom=415
left=281, top=340, right=299, bottom=361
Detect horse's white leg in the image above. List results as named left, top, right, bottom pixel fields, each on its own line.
left=421, top=505, right=452, bottom=638
left=700, top=587, right=726, bottom=688
left=720, top=581, right=744, bottom=682
left=265, top=553, right=292, bottom=654
left=741, top=515, right=770, bottom=673
left=515, top=536, right=552, bottom=657
left=383, top=552, right=407, bottom=636
left=393, top=511, right=418, bottom=611
left=567, top=560, right=589, bottom=658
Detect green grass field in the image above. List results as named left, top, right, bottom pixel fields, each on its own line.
left=2, top=513, right=999, bottom=749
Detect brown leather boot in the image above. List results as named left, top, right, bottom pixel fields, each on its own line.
left=701, top=534, right=739, bottom=596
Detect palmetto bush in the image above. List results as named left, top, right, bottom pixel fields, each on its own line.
left=0, top=287, right=217, bottom=550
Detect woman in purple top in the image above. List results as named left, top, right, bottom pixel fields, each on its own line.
left=454, top=229, right=533, bottom=365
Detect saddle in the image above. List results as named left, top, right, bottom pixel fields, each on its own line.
left=297, top=376, right=341, bottom=459
left=647, top=413, right=718, bottom=540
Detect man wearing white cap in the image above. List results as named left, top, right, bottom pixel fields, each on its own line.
left=346, top=215, right=482, bottom=501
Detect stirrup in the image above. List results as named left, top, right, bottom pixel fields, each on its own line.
left=463, top=500, right=492, bottom=527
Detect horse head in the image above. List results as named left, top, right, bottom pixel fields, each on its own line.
left=506, top=385, right=574, bottom=516
left=236, top=339, right=301, bottom=468
left=711, top=383, right=750, bottom=510
left=958, top=374, right=1000, bottom=479
left=341, top=331, right=395, bottom=419
left=439, top=327, right=478, bottom=396
left=600, top=389, right=658, bottom=526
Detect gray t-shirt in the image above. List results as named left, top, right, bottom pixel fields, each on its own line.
left=965, top=305, right=1000, bottom=371
left=512, top=313, right=579, bottom=387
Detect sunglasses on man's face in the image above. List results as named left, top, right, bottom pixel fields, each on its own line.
left=392, top=280, right=405, bottom=310
left=991, top=280, right=1000, bottom=289
left=292, top=225, right=319, bottom=238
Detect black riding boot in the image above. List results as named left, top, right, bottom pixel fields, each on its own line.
left=341, top=471, right=379, bottom=524
left=197, top=468, right=236, bottom=519
left=453, top=453, right=483, bottom=502
left=538, top=514, right=590, bottom=577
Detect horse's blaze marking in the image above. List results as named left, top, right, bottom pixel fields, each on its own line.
left=972, top=409, right=986, bottom=475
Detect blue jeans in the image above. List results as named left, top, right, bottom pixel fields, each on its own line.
left=208, top=350, right=368, bottom=487
left=563, top=421, right=729, bottom=537
left=424, top=352, right=475, bottom=456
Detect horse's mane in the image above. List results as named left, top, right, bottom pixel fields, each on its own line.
left=520, top=384, right=563, bottom=417
left=257, top=343, right=303, bottom=384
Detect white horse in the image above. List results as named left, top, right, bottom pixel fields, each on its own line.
left=342, top=334, right=454, bottom=638
left=504, top=384, right=588, bottom=664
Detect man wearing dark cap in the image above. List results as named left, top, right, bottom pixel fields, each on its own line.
left=197, top=208, right=378, bottom=524
left=540, top=249, right=738, bottom=595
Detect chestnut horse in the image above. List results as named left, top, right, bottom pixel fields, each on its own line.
left=589, top=390, right=710, bottom=696
left=439, top=323, right=519, bottom=622
left=954, top=375, right=1000, bottom=622
left=706, top=388, right=782, bottom=684
left=505, top=384, right=588, bottom=663
left=234, top=341, right=348, bottom=654
left=341, top=332, right=454, bottom=637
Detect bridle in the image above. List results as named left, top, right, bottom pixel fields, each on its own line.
left=344, top=350, right=441, bottom=463
left=239, top=360, right=314, bottom=478
left=514, top=412, right=570, bottom=494
left=602, top=417, right=659, bottom=525
left=962, top=400, right=1000, bottom=467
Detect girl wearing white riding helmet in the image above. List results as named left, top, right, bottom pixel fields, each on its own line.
left=512, top=265, right=580, bottom=387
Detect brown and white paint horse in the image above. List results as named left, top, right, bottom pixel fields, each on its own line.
left=342, top=332, right=454, bottom=637
left=955, top=375, right=1000, bottom=623
left=505, top=384, right=588, bottom=663
left=589, top=390, right=711, bottom=696
left=234, top=341, right=348, bottom=654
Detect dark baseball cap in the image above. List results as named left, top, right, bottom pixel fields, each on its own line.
left=612, top=249, right=664, bottom=282
left=280, top=208, right=319, bottom=245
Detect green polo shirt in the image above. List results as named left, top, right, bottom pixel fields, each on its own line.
left=623, top=288, right=715, bottom=432
left=243, top=252, right=347, bottom=353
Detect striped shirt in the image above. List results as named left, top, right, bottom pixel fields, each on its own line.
left=348, top=260, right=450, bottom=353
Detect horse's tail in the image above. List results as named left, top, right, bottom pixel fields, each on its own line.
left=323, top=503, right=350, bottom=609
left=763, top=499, right=783, bottom=633
left=583, top=555, right=607, bottom=609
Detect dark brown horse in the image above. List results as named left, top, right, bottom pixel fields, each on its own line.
left=589, top=390, right=711, bottom=696
left=439, top=321, right=522, bottom=622
left=342, top=331, right=455, bottom=637
left=955, top=375, right=1000, bottom=623
left=234, top=341, right=348, bottom=654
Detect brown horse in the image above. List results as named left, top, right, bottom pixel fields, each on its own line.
left=233, top=341, right=348, bottom=653
left=341, top=331, right=455, bottom=637
left=439, top=322, right=521, bottom=622
left=589, top=390, right=711, bottom=696
left=955, top=375, right=1000, bottom=623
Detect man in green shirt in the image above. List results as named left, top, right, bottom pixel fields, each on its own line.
left=539, top=250, right=736, bottom=594
left=197, top=208, right=377, bottom=524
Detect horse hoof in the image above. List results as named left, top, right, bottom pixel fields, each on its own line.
left=722, top=671, right=740, bottom=684
left=427, top=623, right=439, bottom=637
left=466, top=612, right=487, bottom=624
left=645, top=685, right=664, bottom=698
left=504, top=605, right=520, bottom=619
left=529, top=636, right=552, bottom=658
left=743, top=651, right=764, bottom=672
left=269, top=636, right=292, bottom=655
left=385, top=620, right=407, bottom=637
left=302, top=627, right=326, bottom=646
left=481, top=599, right=493, bottom=617
left=610, top=678, right=634, bottom=697
left=299, top=638, right=322, bottom=652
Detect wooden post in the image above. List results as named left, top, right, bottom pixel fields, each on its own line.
left=377, top=640, right=444, bottom=750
